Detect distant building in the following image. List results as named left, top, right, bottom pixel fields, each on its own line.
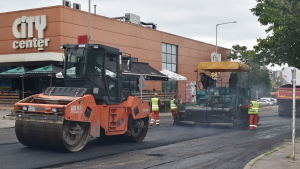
left=269, top=70, right=285, bottom=86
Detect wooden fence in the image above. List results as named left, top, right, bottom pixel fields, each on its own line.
left=0, top=92, right=20, bottom=108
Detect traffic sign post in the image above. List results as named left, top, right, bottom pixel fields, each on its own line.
left=139, top=75, right=145, bottom=81
left=292, top=68, right=296, bottom=161
left=282, top=67, right=300, bottom=161
left=138, top=83, right=145, bottom=89
left=139, top=75, right=145, bottom=100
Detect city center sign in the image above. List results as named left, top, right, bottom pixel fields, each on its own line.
left=12, top=15, right=50, bottom=51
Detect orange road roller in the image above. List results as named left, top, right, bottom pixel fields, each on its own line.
left=14, top=43, right=151, bottom=152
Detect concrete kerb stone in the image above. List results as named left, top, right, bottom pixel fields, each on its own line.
left=244, top=147, right=282, bottom=169
left=150, top=112, right=172, bottom=118
left=3, top=114, right=15, bottom=120
left=152, top=106, right=275, bottom=118
left=0, top=107, right=14, bottom=111
left=1, top=108, right=15, bottom=120
left=0, top=106, right=274, bottom=121
left=243, top=139, right=292, bottom=169
left=260, top=105, right=277, bottom=110
left=244, top=153, right=266, bottom=169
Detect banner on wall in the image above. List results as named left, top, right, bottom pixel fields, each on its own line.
left=185, top=81, right=196, bottom=103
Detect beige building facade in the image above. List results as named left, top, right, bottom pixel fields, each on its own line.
left=0, top=5, right=230, bottom=102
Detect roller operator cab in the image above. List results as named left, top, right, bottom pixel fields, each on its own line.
left=175, top=62, right=253, bottom=128
left=14, top=44, right=150, bottom=152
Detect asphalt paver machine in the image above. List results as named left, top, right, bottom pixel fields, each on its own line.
left=14, top=43, right=151, bottom=152
left=175, top=61, right=252, bottom=128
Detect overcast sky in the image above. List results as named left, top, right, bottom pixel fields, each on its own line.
left=1, top=0, right=284, bottom=70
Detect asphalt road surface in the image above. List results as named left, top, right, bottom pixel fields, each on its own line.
left=1, top=107, right=299, bottom=169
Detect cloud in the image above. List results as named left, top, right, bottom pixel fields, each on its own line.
left=1, top=0, right=268, bottom=50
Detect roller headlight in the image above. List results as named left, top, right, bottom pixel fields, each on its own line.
left=22, top=106, right=27, bottom=111
left=52, top=108, right=57, bottom=112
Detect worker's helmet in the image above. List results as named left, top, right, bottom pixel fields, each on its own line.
left=154, top=93, right=158, bottom=96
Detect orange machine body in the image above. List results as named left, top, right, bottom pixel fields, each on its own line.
left=14, top=94, right=150, bottom=138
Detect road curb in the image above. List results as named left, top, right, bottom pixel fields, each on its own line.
left=244, top=153, right=266, bottom=169
left=244, top=143, right=283, bottom=169
left=2, top=114, right=15, bottom=120
left=0, top=108, right=14, bottom=111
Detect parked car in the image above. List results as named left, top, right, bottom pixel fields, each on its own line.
left=261, top=97, right=277, bottom=105
left=257, top=99, right=273, bottom=106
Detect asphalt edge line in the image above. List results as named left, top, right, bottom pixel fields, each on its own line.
left=244, top=153, right=265, bottom=169
left=0, top=127, right=15, bottom=129
left=2, top=114, right=16, bottom=120
left=244, top=145, right=283, bottom=169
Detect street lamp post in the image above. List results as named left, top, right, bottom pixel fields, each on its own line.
left=216, top=21, right=237, bottom=60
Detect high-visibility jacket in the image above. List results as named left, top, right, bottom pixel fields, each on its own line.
left=248, top=101, right=259, bottom=114
left=151, top=98, right=159, bottom=111
left=170, top=99, right=177, bottom=110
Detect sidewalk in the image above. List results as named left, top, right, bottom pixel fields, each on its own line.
left=0, top=111, right=171, bottom=129
left=0, top=105, right=276, bottom=129
left=0, top=109, right=15, bottom=129
left=155, top=112, right=172, bottom=117
left=244, top=139, right=300, bottom=169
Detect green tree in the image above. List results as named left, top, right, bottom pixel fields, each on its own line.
left=251, top=0, right=300, bottom=69
left=228, top=45, right=272, bottom=98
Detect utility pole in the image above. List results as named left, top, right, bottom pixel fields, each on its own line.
left=88, top=0, right=91, bottom=44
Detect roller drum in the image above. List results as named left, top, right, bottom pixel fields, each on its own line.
left=15, top=119, right=90, bottom=152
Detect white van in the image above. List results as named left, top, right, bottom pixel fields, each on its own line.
left=261, top=97, right=277, bottom=105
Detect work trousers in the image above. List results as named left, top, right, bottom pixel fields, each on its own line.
left=150, top=111, right=160, bottom=126
left=249, top=114, right=258, bottom=130
left=171, top=109, right=177, bottom=124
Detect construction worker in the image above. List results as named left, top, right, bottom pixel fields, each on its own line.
left=150, top=93, right=161, bottom=126
left=170, top=95, right=178, bottom=125
left=239, top=98, right=259, bottom=131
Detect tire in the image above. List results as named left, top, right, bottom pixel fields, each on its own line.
left=62, top=120, right=91, bottom=152
left=126, top=116, right=149, bottom=142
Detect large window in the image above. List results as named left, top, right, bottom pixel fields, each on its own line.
left=162, top=43, right=177, bottom=72
left=162, top=43, right=177, bottom=91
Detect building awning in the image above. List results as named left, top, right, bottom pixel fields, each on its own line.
left=122, top=62, right=168, bottom=81
left=0, top=66, right=30, bottom=78
left=56, top=62, right=168, bottom=81
left=160, top=69, right=187, bottom=81
left=197, top=61, right=250, bottom=72
left=25, top=64, right=62, bottom=77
